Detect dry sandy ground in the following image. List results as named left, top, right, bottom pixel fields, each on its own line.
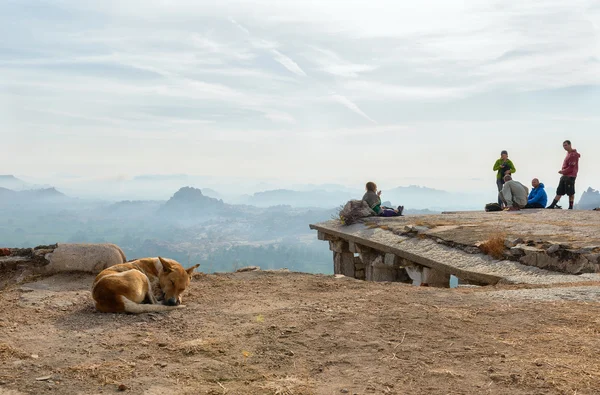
left=0, top=271, right=599, bottom=395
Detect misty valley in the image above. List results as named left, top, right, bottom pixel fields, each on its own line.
left=0, top=185, right=336, bottom=274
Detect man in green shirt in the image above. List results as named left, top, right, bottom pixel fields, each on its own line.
left=493, top=150, right=516, bottom=206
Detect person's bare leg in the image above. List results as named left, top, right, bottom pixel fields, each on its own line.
left=568, top=195, right=574, bottom=210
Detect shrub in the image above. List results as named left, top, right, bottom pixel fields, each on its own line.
left=479, top=234, right=506, bottom=259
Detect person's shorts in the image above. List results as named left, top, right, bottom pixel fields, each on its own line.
left=556, top=176, right=576, bottom=196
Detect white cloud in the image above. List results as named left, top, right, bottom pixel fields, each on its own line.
left=1, top=0, right=599, bottom=190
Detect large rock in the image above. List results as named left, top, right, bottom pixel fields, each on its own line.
left=577, top=187, right=600, bottom=210
left=38, top=243, right=126, bottom=274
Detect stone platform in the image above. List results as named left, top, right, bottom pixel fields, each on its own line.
left=310, top=209, right=600, bottom=286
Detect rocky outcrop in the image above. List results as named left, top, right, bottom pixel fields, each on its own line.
left=577, top=187, right=600, bottom=210
left=0, top=243, right=126, bottom=275
left=159, top=187, right=225, bottom=217
left=400, top=224, right=600, bottom=275
left=40, top=243, right=126, bottom=274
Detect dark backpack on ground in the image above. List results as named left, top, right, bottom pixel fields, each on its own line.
left=485, top=202, right=502, bottom=212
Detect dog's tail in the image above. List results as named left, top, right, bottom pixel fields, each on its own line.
left=122, top=297, right=185, bottom=314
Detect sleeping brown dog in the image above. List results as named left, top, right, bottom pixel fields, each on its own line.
left=92, top=257, right=199, bottom=313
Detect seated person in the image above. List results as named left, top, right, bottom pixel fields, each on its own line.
left=523, top=178, right=547, bottom=209
left=362, top=182, right=404, bottom=217
left=499, top=175, right=529, bottom=211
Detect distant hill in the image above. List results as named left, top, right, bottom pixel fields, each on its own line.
left=24, top=187, right=66, bottom=199
left=159, top=187, right=225, bottom=217
left=0, top=187, right=68, bottom=206
left=201, top=188, right=223, bottom=200
left=247, top=189, right=354, bottom=208
left=382, top=185, right=486, bottom=210
left=0, top=175, right=30, bottom=190
left=0, top=187, right=16, bottom=197
left=577, top=187, right=600, bottom=210
left=244, top=185, right=477, bottom=210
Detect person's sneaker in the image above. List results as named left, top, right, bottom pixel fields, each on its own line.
left=397, top=205, right=404, bottom=216
left=546, top=205, right=562, bottom=209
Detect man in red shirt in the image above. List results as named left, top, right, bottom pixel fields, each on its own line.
left=547, top=140, right=581, bottom=210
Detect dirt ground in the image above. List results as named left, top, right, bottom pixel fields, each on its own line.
left=0, top=270, right=599, bottom=395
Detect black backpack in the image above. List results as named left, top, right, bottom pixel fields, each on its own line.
left=485, top=202, right=502, bottom=212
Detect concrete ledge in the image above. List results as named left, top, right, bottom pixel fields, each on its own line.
left=311, top=219, right=600, bottom=285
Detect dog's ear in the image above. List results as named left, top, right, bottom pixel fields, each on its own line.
left=187, top=264, right=200, bottom=277
left=158, top=257, right=174, bottom=273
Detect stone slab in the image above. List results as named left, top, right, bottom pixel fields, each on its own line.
left=311, top=215, right=600, bottom=285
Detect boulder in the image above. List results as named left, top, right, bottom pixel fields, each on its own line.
left=38, top=243, right=126, bottom=274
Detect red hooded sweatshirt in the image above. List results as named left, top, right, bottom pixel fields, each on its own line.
left=561, top=149, right=580, bottom=177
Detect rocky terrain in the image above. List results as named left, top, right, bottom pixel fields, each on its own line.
left=0, top=267, right=599, bottom=395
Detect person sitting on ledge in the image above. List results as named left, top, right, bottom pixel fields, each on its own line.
left=523, top=178, right=547, bottom=209
left=362, top=182, right=404, bottom=217
left=499, top=175, right=529, bottom=211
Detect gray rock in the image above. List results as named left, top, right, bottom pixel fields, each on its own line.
left=38, top=243, right=126, bottom=275
left=505, top=238, right=524, bottom=248
left=236, top=266, right=260, bottom=272
left=546, top=244, right=560, bottom=254
left=521, top=246, right=544, bottom=254
left=413, top=226, right=430, bottom=234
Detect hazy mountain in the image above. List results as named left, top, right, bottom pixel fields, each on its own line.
left=246, top=188, right=355, bottom=208
left=159, top=187, right=225, bottom=218
left=0, top=183, right=335, bottom=272
left=201, top=188, right=223, bottom=200
left=4, top=172, right=494, bottom=210
left=0, top=187, right=68, bottom=206
left=577, top=187, right=600, bottom=210
left=242, top=185, right=488, bottom=210
left=0, top=175, right=31, bottom=190
left=25, top=172, right=493, bottom=209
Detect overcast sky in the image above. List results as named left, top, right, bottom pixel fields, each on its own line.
left=1, top=0, right=599, bottom=194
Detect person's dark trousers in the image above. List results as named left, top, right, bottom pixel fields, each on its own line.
left=523, top=202, right=544, bottom=209
left=496, top=179, right=504, bottom=206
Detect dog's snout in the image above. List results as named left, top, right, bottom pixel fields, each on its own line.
left=166, top=297, right=178, bottom=306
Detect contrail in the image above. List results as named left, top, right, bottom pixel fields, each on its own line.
left=330, top=94, right=377, bottom=124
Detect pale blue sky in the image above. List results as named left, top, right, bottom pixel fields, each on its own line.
left=1, top=0, right=599, bottom=194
